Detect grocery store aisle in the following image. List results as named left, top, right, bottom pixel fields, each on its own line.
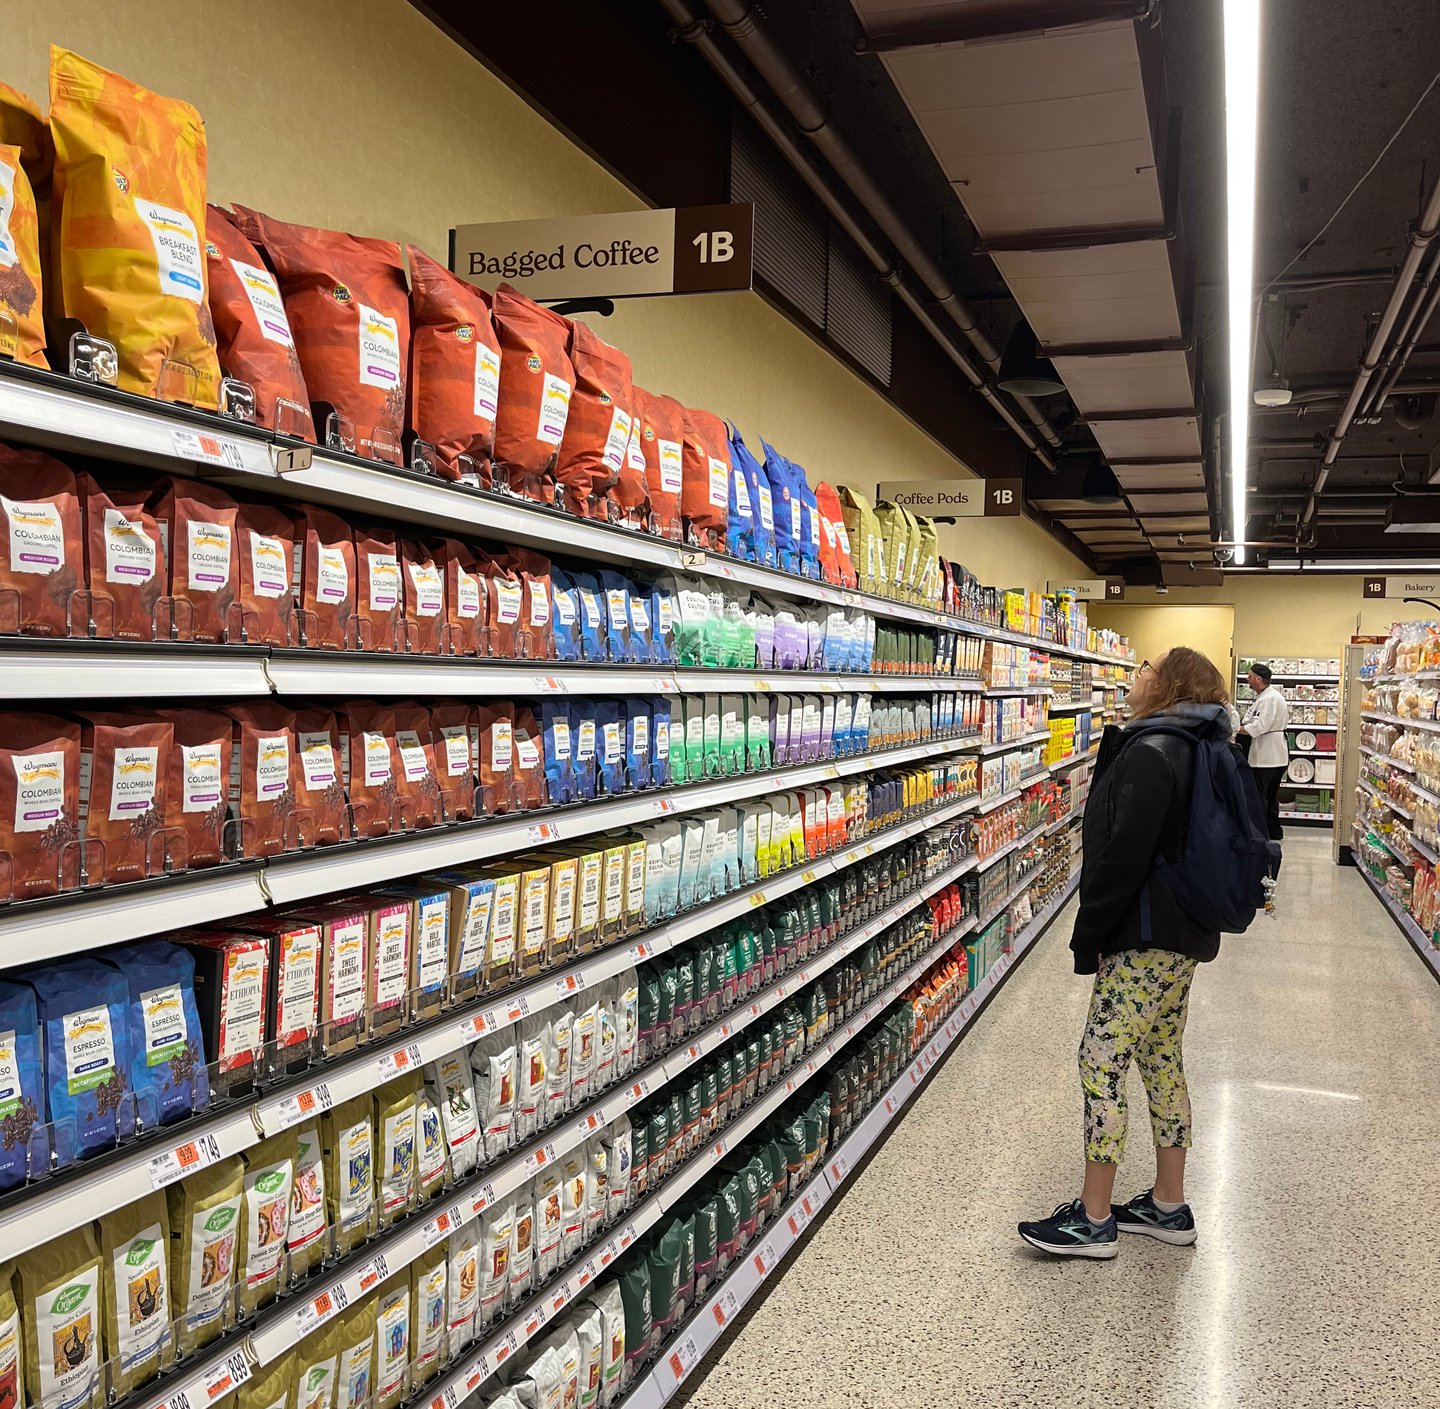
left=677, top=831, right=1440, bottom=1409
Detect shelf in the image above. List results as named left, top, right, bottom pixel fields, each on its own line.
left=1411, top=833, right=1440, bottom=865
left=0, top=781, right=989, bottom=1260
left=1289, top=749, right=1336, bottom=758
left=623, top=872, right=1079, bottom=1409
left=981, top=685, right=1051, bottom=698
left=1373, top=832, right=1415, bottom=867
left=1279, top=811, right=1334, bottom=822
left=0, top=733, right=968, bottom=965
left=1357, top=866, right=1440, bottom=985
left=978, top=729, right=1051, bottom=756
left=1236, top=672, right=1339, bottom=683
left=1358, top=744, right=1416, bottom=774
left=0, top=362, right=1137, bottom=668
left=1408, top=777, right=1440, bottom=808
left=1050, top=749, right=1098, bottom=773
left=973, top=821, right=1047, bottom=873
left=1046, top=700, right=1092, bottom=713
left=1356, top=778, right=1413, bottom=817
left=1361, top=711, right=1440, bottom=734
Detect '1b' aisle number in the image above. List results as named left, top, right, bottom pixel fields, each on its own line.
left=691, top=231, right=735, bottom=263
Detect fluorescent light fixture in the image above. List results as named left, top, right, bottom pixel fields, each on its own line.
left=1266, top=559, right=1440, bottom=572
left=1224, top=0, right=1262, bottom=567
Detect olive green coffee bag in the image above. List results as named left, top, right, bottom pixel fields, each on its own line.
left=287, top=1125, right=328, bottom=1279
left=373, top=1274, right=411, bottom=1409
left=0, top=1261, right=21, bottom=1409
left=333, top=1295, right=377, bottom=1409
left=236, top=1345, right=294, bottom=1409
left=18, top=1225, right=103, bottom=1409
left=408, top=1245, right=447, bottom=1387
left=374, top=1076, right=419, bottom=1230
left=322, top=1096, right=375, bottom=1256
left=97, top=1189, right=171, bottom=1395
left=292, top=1321, right=341, bottom=1409
left=167, top=1155, right=244, bottom=1353
left=238, top=1131, right=295, bottom=1315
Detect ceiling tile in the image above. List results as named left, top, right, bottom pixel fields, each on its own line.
left=1114, top=462, right=1206, bottom=491
left=1051, top=350, right=1194, bottom=415
left=1125, top=492, right=1211, bottom=513
left=1090, top=415, right=1203, bottom=460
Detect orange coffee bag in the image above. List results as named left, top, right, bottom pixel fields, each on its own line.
left=490, top=284, right=573, bottom=503
left=406, top=245, right=500, bottom=484
left=0, top=143, right=46, bottom=367
left=235, top=208, right=408, bottom=463
left=204, top=205, right=315, bottom=438
left=48, top=47, right=219, bottom=407
left=555, top=320, right=633, bottom=519
left=0, top=444, right=82, bottom=637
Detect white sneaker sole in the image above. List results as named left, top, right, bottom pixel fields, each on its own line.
left=1116, top=1220, right=1198, bottom=1246
left=1018, top=1230, right=1119, bottom=1259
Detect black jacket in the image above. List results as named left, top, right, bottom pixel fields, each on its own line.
left=1070, top=704, right=1233, bottom=975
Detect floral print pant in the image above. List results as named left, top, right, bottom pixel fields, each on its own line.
left=1078, top=948, right=1197, bottom=1165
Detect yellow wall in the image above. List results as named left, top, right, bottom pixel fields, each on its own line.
left=1085, top=604, right=1235, bottom=684
left=8, top=0, right=1086, bottom=591
left=1095, top=576, right=1403, bottom=664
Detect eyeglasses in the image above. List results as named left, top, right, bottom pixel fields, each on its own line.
left=1138, top=660, right=1152, bottom=675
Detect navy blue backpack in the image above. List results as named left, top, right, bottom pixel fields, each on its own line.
left=1119, top=725, right=1281, bottom=934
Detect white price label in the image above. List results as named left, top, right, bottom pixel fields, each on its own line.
left=269, top=1080, right=334, bottom=1132
left=531, top=675, right=570, bottom=694
left=575, top=1257, right=599, bottom=1290
left=423, top=1203, right=467, bottom=1248
left=528, top=821, right=561, bottom=842
left=204, top=1350, right=253, bottom=1401
left=489, top=1329, right=520, bottom=1370
left=158, top=1390, right=193, bottom=1409
left=554, top=970, right=587, bottom=998
left=752, top=1241, right=776, bottom=1276
left=620, top=1221, right=640, bottom=1248
left=377, top=1041, right=423, bottom=1080
left=712, top=1288, right=740, bottom=1328
left=171, top=426, right=249, bottom=470
left=630, top=1078, right=650, bottom=1100
left=668, top=1334, right=701, bottom=1383
left=432, top=1386, right=460, bottom=1409
left=574, top=1108, right=604, bottom=1139
left=294, top=1278, right=349, bottom=1336
left=148, top=1130, right=223, bottom=1189
left=472, top=1180, right=497, bottom=1215
left=786, top=1205, right=810, bottom=1238
left=457, top=1011, right=490, bottom=1042
left=523, top=1141, right=558, bottom=1176
left=829, top=1155, right=850, bottom=1184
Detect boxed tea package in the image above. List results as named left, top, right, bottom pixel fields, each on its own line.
left=299, top=901, right=369, bottom=1056
left=97, top=1189, right=171, bottom=1396
left=365, top=896, right=413, bottom=1039
left=18, top=1224, right=103, bottom=1409
left=101, top=941, right=209, bottom=1125
left=235, top=208, right=409, bottom=462
left=377, top=882, right=450, bottom=1021
left=27, top=957, right=135, bottom=1164
left=204, top=205, right=314, bottom=437
left=50, top=48, right=220, bottom=408
left=166, top=1155, right=243, bottom=1352
left=236, top=1130, right=294, bottom=1315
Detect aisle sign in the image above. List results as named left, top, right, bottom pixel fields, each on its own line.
left=873, top=478, right=1021, bottom=518
left=1048, top=578, right=1124, bottom=601
left=450, top=205, right=753, bottom=301
left=1362, top=576, right=1440, bottom=600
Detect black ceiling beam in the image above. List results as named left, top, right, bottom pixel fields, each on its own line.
left=855, top=0, right=1153, bottom=52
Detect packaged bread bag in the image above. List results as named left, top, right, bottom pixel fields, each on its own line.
left=406, top=245, right=500, bottom=484
left=97, top=1189, right=171, bottom=1395
left=49, top=49, right=220, bottom=408
left=490, top=284, right=573, bottom=502
left=0, top=711, right=82, bottom=899
left=204, top=206, right=314, bottom=437
left=150, top=479, right=239, bottom=643
left=18, top=1225, right=103, bottom=1409
left=166, top=1154, right=243, bottom=1352
left=236, top=1130, right=294, bottom=1315
left=234, top=208, right=408, bottom=462
left=0, top=445, right=82, bottom=638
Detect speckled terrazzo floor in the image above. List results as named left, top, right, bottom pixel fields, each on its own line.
left=674, top=830, right=1440, bottom=1409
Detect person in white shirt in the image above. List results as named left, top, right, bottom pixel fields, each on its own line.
left=1238, top=662, right=1289, bottom=840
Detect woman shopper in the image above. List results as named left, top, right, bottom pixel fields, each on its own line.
left=1018, top=647, right=1234, bottom=1260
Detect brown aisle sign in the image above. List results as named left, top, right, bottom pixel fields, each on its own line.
left=872, top=478, right=1022, bottom=517
left=450, top=204, right=754, bottom=302
left=1362, top=576, right=1440, bottom=599
left=1049, top=578, right=1125, bottom=601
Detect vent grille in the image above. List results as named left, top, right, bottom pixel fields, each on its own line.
left=826, top=225, right=891, bottom=385
left=730, top=119, right=825, bottom=328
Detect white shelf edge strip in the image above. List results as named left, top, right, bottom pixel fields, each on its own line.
left=1357, top=866, right=1440, bottom=982
left=0, top=369, right=1134, bottom=667
left=0, top=785, right=987, bottom=1260
left=623, top=872, right=1080, bottom=1409
left=0, top=733, right=977, bottom=962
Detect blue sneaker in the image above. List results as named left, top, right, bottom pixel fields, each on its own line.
left=1017, top=1199, right=1118, bottom=1259
left=1111, top=1190, right=1197, bottom=1246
